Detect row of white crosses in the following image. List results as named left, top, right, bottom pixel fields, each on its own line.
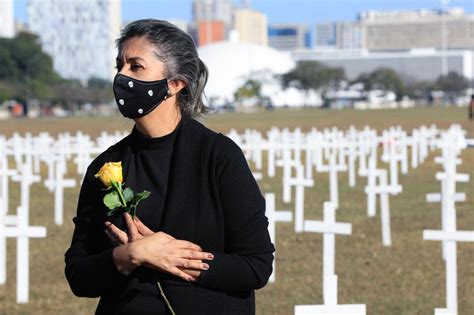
left=0, top=137, right=46, bottom=303
left=233, top=124, right=439, bottom=249
left=228, top=124, right=447, bottom=314
left=0, top=130, right=128, bottom=303
left=423, top=125, right=473, bottom=315
left=363, top=125, right=439, bottom=246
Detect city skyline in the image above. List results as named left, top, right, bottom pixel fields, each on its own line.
left=12, top=0, right=474, bottom=25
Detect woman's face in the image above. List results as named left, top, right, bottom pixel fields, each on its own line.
left=116, top=36, right=166, bottom=81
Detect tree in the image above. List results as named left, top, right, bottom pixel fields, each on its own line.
left=281, top=61, right=346, bottom=92
left=354, top=68, right=406, bottom=100
left=436, top=71, right=468, bottom=92
left=0, top=32, right=60, bottom=83
left=234, top=79, right=262, bottom=104
left=0, top=32, right=114, bottom=110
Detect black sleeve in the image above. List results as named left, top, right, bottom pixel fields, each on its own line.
left=196, top=135, right=275, bottom=292
left=64, top=163, right=129, bottom=298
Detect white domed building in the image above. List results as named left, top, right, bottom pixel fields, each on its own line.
left=197, top=35, right=322, bottom=109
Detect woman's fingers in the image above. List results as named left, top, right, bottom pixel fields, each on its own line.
left=123, top=213, right=141, bottom=241
left=176, top=258, right=209, bottom=271
left=104, top=230, right=119, bottom=246
left=173, top=239, right=203, bottom=252
left=180, top=248, right=214, bottom=261
left=178, top=268, right=202, bottom=278
left=104, top=222, right=128, bottom=245
left=133, top=216, right=154, bottom=236
left=170, top=267, right=196, bottom=282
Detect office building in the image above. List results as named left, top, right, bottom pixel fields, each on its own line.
left=192, top=0, right=233, bottom=27
left=198, top=21, right=225, bottom=46
left=0, top=0, right=14, bottom=38
left=233, top=8, right=268, bottom=46
left=27, top=0, right=121, bottom=82
left=268, top=24, right=311, bottom=51
left=315, top=22, right=337, bottom=48
left=360, top=8, right=474, bottom=51
left=193, top=0, right=233, bottom=46
left=317, top=8, right=474, bottom=51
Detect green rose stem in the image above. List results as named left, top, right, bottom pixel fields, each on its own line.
left=111, top=181, right=127, bottom=209
left=157, top=281, right=176, bottom=315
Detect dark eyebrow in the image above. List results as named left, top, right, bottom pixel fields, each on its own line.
left=116, top=56, right=145, bottom=63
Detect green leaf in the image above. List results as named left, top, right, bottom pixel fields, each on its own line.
left=130, top=190, right=151, bottom=207
left=106, top=209, right=117, bottom=216
left=103, top=190, right=122, bottom=210
left=123, top=187, right=134, bottom=203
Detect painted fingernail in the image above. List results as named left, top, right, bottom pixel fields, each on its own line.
left=104, top=222, right=111, bottom=227
left=202, top=263, right=209, bottom=270
left=207, top=254, right=214, bottom=259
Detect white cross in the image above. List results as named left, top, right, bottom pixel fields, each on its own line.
left=423, top=228, right=473, bottom=315
left=318, top=148, right=346, bottom=210
left=265, top=193, right=292, bottom=283
left=423, top=126, right=470, bottom=315
left=265, top=128, right=280, bottom=178
left=277, top=143, right=298, bottom=204
left=364, top=169, right=398, bottom=246
left=1, top=161, right=46, bottom=303
left=44, top=158, right=76, bottom=225
left=287, top=164, right=314, bottom=232
left=295, top=202, right=366, bottom=314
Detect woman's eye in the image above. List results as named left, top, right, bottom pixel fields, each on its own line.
left=131, top=64, right=143, bottom=71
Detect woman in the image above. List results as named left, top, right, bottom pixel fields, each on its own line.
left=64, top=19, right=275, bottom=314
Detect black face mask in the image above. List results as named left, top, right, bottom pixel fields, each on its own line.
left=113, top=73, right=170, bottom=118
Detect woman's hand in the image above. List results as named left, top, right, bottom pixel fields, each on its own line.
left=104, top=212, right=153, bottom=245
left=132, top=232, right=213, bottom=282
left=104, top=213, right=213, bottom=282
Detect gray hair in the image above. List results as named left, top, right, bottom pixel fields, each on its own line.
left=116, top=19, right=211, bottom=120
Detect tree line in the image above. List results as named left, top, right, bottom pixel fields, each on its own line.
left=1, top=32, right=471, bottom=110
left=0, top=32, right=113, bottom=109
left=234, top=60, right=470, bottom=107
left=281, top=61, right=470, bottom=101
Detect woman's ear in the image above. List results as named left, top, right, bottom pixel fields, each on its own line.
left=168, top=79, right=186, bottom=96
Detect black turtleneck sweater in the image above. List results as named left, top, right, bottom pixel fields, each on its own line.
left=126, top=123, right=180, bottom=232
left=64, top=118, right=275, bottom=315
left=116, top=123, right=181, bottom=314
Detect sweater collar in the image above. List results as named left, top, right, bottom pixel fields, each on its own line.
left=130, top=120, right=182, bottom=151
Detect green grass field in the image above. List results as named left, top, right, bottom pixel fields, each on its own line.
left=0, top=107, right=472, bottom=314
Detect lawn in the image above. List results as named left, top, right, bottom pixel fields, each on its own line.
left=0, top=106, right=472, bottom=314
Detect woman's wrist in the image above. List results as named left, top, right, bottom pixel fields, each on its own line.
left=127, top=241, right=144, bottom=266
left=112, top=243, right=141, bottom=275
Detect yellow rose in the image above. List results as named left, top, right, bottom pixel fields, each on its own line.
left=94, top=162, right=123, bottom=188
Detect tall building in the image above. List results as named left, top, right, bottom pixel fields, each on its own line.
left=233, top=8, right=268, bottom=46
left=336, top=21, right=363, bottom=50
left=315, top=22, right=337, bottom=48
left=27, top=0, right=121, bottom=83
left=316, top=21, right=363, bottom=50
left=198, top=21, right=225, bottom=46
left=360, top=8, right=474, bottom=51
left=317, top=8, right=474, bottom=52
left=268, top=24, right=312, bottom=51
left=192, top=0, right=233, bottom=27
left=192, top=0, right=233, bottom=45
left=0, top=0, right=15, bottom=38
